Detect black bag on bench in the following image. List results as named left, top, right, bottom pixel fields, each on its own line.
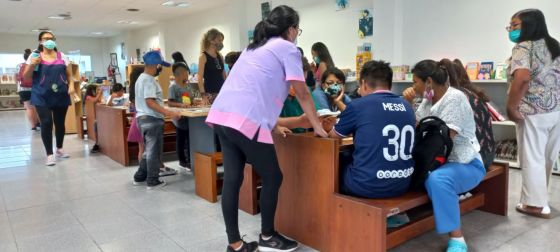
left=410, top=116, right=453, bottom=191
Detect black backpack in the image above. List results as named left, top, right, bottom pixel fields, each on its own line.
left=410, top=116, right=454, bottom=191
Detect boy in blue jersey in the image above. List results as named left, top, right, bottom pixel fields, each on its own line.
left=322, top=60, right=416, bottom=198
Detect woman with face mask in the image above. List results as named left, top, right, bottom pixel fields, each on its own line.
left=312, top=66, right=352, bottom=112
left=206, top=5, right=327, bottom=252
left=403, top=60, right=486, bottom=252
left=197, top=28, right=226, bottom=105
left=22, top=31, right=75, bottom=166
left=506, top=9, right=560, bottom=220
left=310, top=42, right=335, bottom=86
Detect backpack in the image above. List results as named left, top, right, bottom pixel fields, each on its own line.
left=410, top=116, right=454, bottom=191
left=17, top=63, right=33, bottom=88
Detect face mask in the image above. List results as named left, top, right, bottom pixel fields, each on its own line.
left=155, top=66, right=162, bottom=77
left=43, top=40, right=56, bottom=50
left=509, top=29, right=521, bottom=43
left=215, top=42, right=224, bottom=51
left=423, top=84, right=434, bottom=102
left=324, top=84, right=341, bottom=97
left=314, top=56, right=320, bottom=65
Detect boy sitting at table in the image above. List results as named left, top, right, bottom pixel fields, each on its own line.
left=322, top=60, right=416, bottom=198
left=106, top=83, right=129, bottom=107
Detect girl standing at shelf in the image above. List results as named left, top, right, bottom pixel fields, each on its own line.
left=206, top=5, right=327, bottom=252
left=197, top=28, right=226, bottom=105
left=23, top=31, right=74, bottom=166
left=16, top=48, right=39, bottom=130
left=167, top=51, right=194, bottom=171
left=506, top=9, right=560, bottom=219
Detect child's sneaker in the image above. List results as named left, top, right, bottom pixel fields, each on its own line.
left=147, top=180, right=166, bottom=190
left=159, top=166, right=178, bottom=177
left=45, top=155, right=56, bottom=166
left=56, top=149, right=70, bottom=158
left=226, top=241, right=258, bottom=252
left=447, top=239, right=468, bottom=252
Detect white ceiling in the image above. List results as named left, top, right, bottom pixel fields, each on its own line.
left=0, top=0, right=229, bottom=37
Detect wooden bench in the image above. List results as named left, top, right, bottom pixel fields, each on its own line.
left=194, top=152, right=261, bottom=215
left=329, top=163, right=509, bottom=251
left=272, top=133, right=509, bottom=252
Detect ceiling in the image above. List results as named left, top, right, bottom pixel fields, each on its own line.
left=0, top=0, right=228, bottom=37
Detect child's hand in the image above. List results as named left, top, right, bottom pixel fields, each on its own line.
left=274, top=125, right=292, bottom=138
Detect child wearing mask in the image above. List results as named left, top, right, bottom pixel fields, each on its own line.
left=312, top=67, right=352, bottom=112
left=168, top=52, right=194, bottom=170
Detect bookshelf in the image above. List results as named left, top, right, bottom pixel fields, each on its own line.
left=126, top=64, right=172, bottom=99
left=64, top=63, right=83, bottom=134
left=0, top=79, right=24, bottom=111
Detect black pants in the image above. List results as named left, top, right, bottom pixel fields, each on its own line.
left=176, top=127, right=190, bottom=166
left=36, top=106, right=68, bottom=155
left=214, top=125, right=283, bottom=244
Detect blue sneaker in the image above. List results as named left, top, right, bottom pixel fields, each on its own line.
left=447, top=239, right=467, bottom=252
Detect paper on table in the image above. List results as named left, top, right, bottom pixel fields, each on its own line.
left=317, top=109, right=341, bottom=118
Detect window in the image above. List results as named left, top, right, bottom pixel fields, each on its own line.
left=0, top=53, right=24, bottom=75
left=66, top=54, right=92, bottom=73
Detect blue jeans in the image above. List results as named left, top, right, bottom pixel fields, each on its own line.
left=134, top=115, right=164, bottom=186
left=425, top=158, right=486, bottom=233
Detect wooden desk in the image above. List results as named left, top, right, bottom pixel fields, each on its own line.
left=96, top=104, right=177, bottom=166
left=168, top=107, right=216, bottom=170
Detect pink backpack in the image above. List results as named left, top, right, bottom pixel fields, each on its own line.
left=17, top=63, right=33, bottom=88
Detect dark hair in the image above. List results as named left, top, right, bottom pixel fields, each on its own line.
left=514, top=9, right=560, bottom=60
left=297, top=47, right=304, bottom=56
left=84, top=84, right=97, bottom=105
left=452, top=59, right=491, bottom=102
left=37, top=31, right=57, bottom=52
left=112, top=83, right=124, bottom=93
left=128, top=66, right=145, bottom=104
left=321, top=67, right=346, bottom=84
left=23, top=49, right=32, bottom=61
left=311, top=42, right=335, bottom=68
left=248, top=5, right=299, bottom=50
left=171, top=51, right=190, bottom=74
left=296, top=47, right=311, bottom=72
left=225, top=51, right=241, bottom=68
left=439, top=59, right=459, bottom=87
left=411, top=59, right=448, bottom=85
left=360, top=60, right=393, bottom=89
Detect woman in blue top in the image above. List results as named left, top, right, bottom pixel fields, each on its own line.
left=23, top=31, right=75, bottom=166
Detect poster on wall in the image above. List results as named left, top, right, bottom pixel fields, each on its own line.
left=336, top=0, right=348, bottom=11
left=120, top=43, right=126, bottom=60
left=248, top=30, right=254, bottom=44
left=359, top=9, right=373, bottom=38
left=261, top=2, right=271, bottom=20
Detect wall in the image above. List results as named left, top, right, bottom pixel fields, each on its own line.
left=244, top=0, right=375, bottom=69
left=0, top=33, right=105, bottom=75
left=397, top=0, right=560, bottom=65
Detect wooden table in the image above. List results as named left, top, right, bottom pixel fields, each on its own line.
left=96, top=105, right=176, bottom=166
left=168, top=107, right=216, bottom=169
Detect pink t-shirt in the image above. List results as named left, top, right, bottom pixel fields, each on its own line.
left=206, top=37, right=305, bottom=144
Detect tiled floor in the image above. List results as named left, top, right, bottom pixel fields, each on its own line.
left=0, top=110, right=558, bottom=252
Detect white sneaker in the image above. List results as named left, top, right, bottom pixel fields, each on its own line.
left=45, top=155, right=56, bottom=166
left=56, top=149, right=70, bottom=158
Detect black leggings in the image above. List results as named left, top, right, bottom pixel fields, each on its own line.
left=36, top=106, right=68, bottom=155
left=176, top=127, right=190, bottom=165
left=214, top=125, right=283, bottom=244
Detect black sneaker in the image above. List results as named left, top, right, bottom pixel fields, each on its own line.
left=90, top=144, right=100, bottom=153
left=258, top=232, right=299, bottom=252
left=147, top=180, right=166, bottom=190
left=179, top=161, right=192, bottom=172
left=226, top=241, right=258, bottom=252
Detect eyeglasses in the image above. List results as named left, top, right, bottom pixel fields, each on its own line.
left=298, top=28, right=302, bottom=36
left=41, top=37, right=56, bottom=42
left=325, top=81, right=342, bottom=85
left=506, top=23, right=521, bottom=32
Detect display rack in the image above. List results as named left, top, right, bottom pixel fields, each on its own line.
left=65, top=63, right=83, bottom=134
left=0, top=81, right=24, bottom=111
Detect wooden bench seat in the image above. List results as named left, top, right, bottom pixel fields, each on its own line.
left=329, top=163, right=509, bottom=251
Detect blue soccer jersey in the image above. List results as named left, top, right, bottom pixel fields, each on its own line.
left=334, top=91, right=416, bottom=198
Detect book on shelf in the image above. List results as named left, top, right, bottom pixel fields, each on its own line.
left=495, top=139, right=518, bottom=161
left=478, top=62, right=493, bottom=80
left=494, top=62, right=507, bottom=80
left=465, top=62, right=480, bottom=80
left=486, top=102, right=506, bottom=121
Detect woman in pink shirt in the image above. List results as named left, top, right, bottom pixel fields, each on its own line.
left=206, top=5, right=327, bottom=252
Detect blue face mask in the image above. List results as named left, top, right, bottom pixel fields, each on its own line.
left=314, top=56, right=320, bottom=64
left=43, top=40, right=56, bottom=50
left=509, top=30, right=521, bottom=43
